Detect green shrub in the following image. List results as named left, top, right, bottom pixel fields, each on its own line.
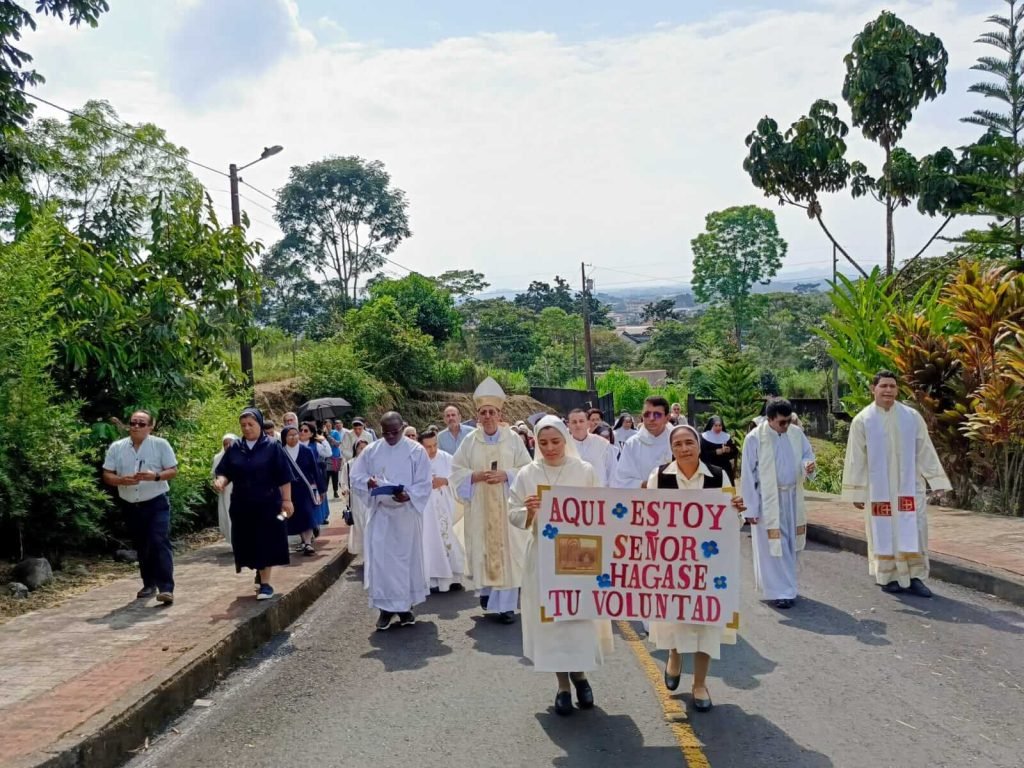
left=780, top=369, right=828, bottom=398
left=806, top=441, right=845, bottom=495
left=344, top=297, right=437, bottom=390
left=159, top=384, right=250, bottom=536
left=709, top=357, right=763, bottom=435
left=297, top=342, right=389, bottom=413
left=596, top=368, right=652, bottom=414
left=427, top=359, right=529, bottom=394
left=0, top=219, right=110, bottom=560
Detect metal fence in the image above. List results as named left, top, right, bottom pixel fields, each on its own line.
left=530, top=387, right=615, bottom=421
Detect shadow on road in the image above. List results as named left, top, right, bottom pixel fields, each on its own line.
left=774, top=596, right=891, bottom=646
left=535, top=706, right=687, bottom=767
left=415, top=589, right=477, bottom=621
left=85, top=600, right=170, bottom=629
left=464, top=614, right=526, bottom=660
left=361, top=619, right=453, bottom=671
left=691, top=703, right=834, bottom=767
left=890, top=592, right=1024, bottom=635
left=649, top=635, right=779, bottom=691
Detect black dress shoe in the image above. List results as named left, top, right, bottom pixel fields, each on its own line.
left=908, top=578, right=933, bottom=598
left=479, top=594, right=490, bottom=610
left=663, top=665, right=681, bottom=691
left=881, top=581, right=904, bottom=594
left=692, top=687, right=713, bottom=713
left=554, top=691, right=574, bottom=716
left=375, top=611, right=395, bottom=631
left=136, top=586, right=157, bottom=599
left=499, top=611, right=516, bottom=624
left=573, top=678, right=594, bottom=709
left=449, top=583, right=464, bottom=592
left=773, top=598, right=795, bottom=609
left=398, top=611, right=416, bottom=626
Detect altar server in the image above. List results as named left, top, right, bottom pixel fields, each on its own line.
left=567, top=408, right=616, bottom=486
left=612, top=396, right=672, bottom=489
left=418, top=429, right=465, bottom=592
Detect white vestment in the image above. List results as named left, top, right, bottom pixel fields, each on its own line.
left=351, top=438, right=433, bottom=612
left=572, top=433, right=617, bottom=487
left=646, top=462, right=738, bottom=659
left=612, top=427, right=671, bottom=489
left=422, top=451, right=466, bottom=591
left=843, top=403, right=951, bottom=587
left=212, top=450, right=232, bottom=547
left=450, top=428, right=532, bottom=607
left=741, top=426, right=814, bottom=600
left=341, top=458, right=369, bottom=555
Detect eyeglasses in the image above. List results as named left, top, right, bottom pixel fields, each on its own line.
left=128, top=420, right=150, bottom=427
left=642, top=412, right=666, bottom=420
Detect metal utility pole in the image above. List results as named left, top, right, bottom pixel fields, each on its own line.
left=581, top=262, right=595, bottom=392
left=831, top=243, right=840, bottom=411
left=228, top=145, right=283, bottom=399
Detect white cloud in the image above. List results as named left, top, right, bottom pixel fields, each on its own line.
left=30, top=0, right=994, bottom=288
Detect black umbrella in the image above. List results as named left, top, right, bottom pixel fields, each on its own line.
left=297, top=397, right=353, bottom=422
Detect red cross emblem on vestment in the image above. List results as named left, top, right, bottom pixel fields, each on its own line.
left=898, top=496, right=915, bottom=512
left=871, top=501, right=892, bottom=517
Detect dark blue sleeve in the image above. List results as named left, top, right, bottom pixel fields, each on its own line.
left=271, top=443, right=293, bottom=488
left=215, top=446, right=236, bottom=481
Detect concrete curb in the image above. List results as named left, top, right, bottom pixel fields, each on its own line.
left=21, top=545, right=354, bottom=768
left=806, top=523, right=1024, bottom=609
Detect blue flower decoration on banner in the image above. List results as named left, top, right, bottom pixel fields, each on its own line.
left=596, top=573, right=612, bottom=589
left=542, top=524, right=559, bottom=540
left=611, top=502, right=629, bottom=520
left=714, top=576, right=728, bottom=590
left=701, top=540, right=719, bottom=559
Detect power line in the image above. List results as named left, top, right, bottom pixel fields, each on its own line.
left=239, top=179, right=280, bottom=204
left=18, top=89, right=231, bottom=179
left=237, top=193, right=278, bottom=217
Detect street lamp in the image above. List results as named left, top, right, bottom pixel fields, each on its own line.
left=229, top=145, right=283, bottom=396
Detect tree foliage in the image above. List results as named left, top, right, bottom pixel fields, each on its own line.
left=690, top=205, right=786, bottom=345
left=641, top=298, right=678, bottom=322
left=433, top=269, right=489, bottom=298
left=343, top=296, right=436, bottom=390
left=367, top=272, right=462, bottom=343
left=255, top=238, right=333, bottom=339
left=0, top=1, right=109, bottom=179
left=467, top=300, right=539, bottom=371
left=275, top=156, right=411, bottom=307
left=709, top=357, right=764, bottom=437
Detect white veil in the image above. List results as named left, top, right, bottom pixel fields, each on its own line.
left=532, top=415, right=580, bottom=462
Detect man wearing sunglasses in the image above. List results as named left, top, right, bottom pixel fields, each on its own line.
left=102, top=410, right=179, bottom=605
left=612, top=396, right=673, bottom=489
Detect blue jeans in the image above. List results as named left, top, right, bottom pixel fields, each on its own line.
left=124, top=494, right=174, bottom=593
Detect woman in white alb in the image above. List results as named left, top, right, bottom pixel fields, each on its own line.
left=212, top=433, right=238, bottom=547
left=646, top=423, right=745, bottom=713
left=342, top=438, right=370, bottom=555
left=509, top=415, right=614, bottom=716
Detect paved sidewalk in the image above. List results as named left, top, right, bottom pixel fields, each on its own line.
left=805, top=493, right=1024, bottom=598
left=0, top=507, right=351, bottom=768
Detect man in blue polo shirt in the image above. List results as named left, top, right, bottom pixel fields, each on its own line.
left=102, top=410, right=179, bottom=605
left=438, top=404, right=473, bottom=455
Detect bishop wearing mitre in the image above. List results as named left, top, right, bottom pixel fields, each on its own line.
left=451, top=377, right=533, bottom=624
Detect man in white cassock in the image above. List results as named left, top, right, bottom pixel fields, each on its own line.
left=842, top=370, right=951, bottom=597
left=351, top=412, right=433, bottom=631
left=612, top=396, right=672, bottom=489
left=567, top=408, right=616, bottom=487
left=417, top=429, right=465, bottom=593
left=450, top=377, right=532, bottom=624
left=741, top=398, right=816, bottom=609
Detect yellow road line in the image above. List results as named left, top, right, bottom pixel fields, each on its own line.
left=616, top=620, right=711, bottom=768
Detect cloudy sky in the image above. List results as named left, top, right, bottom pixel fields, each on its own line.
left=25, top=0, right=999, bottom=290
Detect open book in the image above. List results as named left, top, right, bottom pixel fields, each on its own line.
left=370, top=484, right=405, bottom=498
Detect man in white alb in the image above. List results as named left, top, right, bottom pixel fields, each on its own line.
left=613, top=396, right=672, bottom=489
left=741, top=398, right=815, bottom=609
left=567, top=408, right=616, bottom=486
left=351, top=412, right=433, bottom=630
left=842, top=370, right=951, bottom=597
left=418, top=429, right=465, bottom=592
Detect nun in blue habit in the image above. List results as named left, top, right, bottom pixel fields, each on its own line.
left=214, top=407, right=293, bottom=600
left=280, top=425, right=326, bottom=555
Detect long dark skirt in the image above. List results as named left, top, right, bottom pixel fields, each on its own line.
left=230, top=498, right=290, bottom=572
left=286, top=484, right=317, bottom=535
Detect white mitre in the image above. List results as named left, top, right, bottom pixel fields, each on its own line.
left=474, top=377, right=506, bottom=411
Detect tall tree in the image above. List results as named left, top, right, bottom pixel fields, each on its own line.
left=690, top=205, right=787, bottom=346
left=744, top=12, right=961, bottom=277
left=255, top=238, right=332, bottom=338
left=10, top=100, right=197, bottom=244
left=433, top=269, right=489, bottom=298
left=469, top=300, right=539, bottom=371
left=640, top=298, right=678, bottom=322
left=514, top=276, right=575, bottom=313
left=275, top=156, right=411, bottom=307
left=0, top=1, right=109, bottom=179
left=959, top=0, right=1024, bottom=269
left=367, top=272, right=462, bottom=343
left=843, top=11, right=949, bottom=274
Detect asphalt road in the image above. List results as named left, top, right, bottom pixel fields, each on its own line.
left=125, top=536, right=1024, bottom=768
